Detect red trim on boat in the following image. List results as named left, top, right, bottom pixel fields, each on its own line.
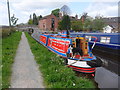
left=68, top=65, right=95, bottom=70
left=68, top=65, right=96, bottom=73
left=73, top=68, right=95, bottom=73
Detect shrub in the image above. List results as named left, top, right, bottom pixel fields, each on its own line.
left=1, top=27, right=16, bottom=38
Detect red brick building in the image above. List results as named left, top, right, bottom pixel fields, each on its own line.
left=38, top=14, right=59, bottom=31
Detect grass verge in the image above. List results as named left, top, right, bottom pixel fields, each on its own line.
left=25, top=32, right=96, bottom=88
left=2, top=31, right=22, bottom=88
left=0, top=38, right=2, bottom=90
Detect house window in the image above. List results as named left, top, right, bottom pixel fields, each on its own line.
left=43, top=23, right=45, bottom=28
left=100, top=37, right=111, bottom=44
left=51, top=18, right=55, bottom=28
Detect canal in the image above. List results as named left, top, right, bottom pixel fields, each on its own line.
left=93, top=49, right=120, bottom=89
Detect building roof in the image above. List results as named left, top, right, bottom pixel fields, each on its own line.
left=103, top=17, right=118, bottom=23
left=40, top=14, right=59, bottom=20
left=103, top=17, right=119, bottom=30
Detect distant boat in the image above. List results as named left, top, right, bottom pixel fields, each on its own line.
left=70, top=32, right=120, bottom=56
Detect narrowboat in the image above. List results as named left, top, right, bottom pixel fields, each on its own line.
left=70, top=33, right=120, bottom=56
left=31, top=30, right=102, bottom=76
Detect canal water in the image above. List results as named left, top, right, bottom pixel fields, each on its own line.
left=93, top=50, right=120, bottom=89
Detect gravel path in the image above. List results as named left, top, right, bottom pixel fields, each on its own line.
left=10, top=32, right=45, bottom=88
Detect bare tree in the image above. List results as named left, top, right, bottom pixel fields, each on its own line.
left=60, top=5, right=71, bottom=16
left=82, top=12, right=88, bottom=20
left=11, top=14, right=18, bottom=26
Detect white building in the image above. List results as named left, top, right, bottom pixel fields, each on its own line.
left=103, top=25, right=113, bottom=33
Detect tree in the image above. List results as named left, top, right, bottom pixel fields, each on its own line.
left=10, top=14, right=18, bottom=26
left=28, top=14, right=33, bottom=25
left=51, top=9, right=60, bottom=17
left=71, top=13, right=106, bottom=32
left=79, top=13, right=95, bottom=31
left=80, top=12, right=88, bottom=24
left=83, top=18, right=93, bottom=31
left=33, top=13, right=38, bottom=25
left=28, top=19, right=33, bottom=25
left=71, top=20, right=83, bottom=31
left=58, top=20, right=62, bottom=30
left=60, top=5, right=71, bottom=16
left=59, top=15, right=71, bottom=30
left=38, top=15, right=42, bottom=20
left=82, top=12, right=88, bottom=19
left=37, top=15, right=42, bottom=25
left=92, top=16, right=106, bottom=31
left=28, top=14, right=42, bottom=25
left=30, top=14, right=32, bottom=19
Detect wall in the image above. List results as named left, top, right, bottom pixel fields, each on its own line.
left=38, top=14, right=59, bottom=31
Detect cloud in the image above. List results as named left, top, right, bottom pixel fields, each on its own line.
left=92, top=0, right=119, bottom=2
left=12, top=1, right=66, bottom=11
left=1, top=0, right=68, bottom=25
left=12, top=0, right=68, bottom=17
left=84, top=2, right=118, bottom=18
left=0, top=2, right=9, bottom=25
left=10, top=0, right=119, bottom=2
left=1, top=0, right=119, bottom=25
left=11, top=1, right=68, bottom=24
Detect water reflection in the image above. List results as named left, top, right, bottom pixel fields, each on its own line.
left=93, top=51, right=119, bottom=89
left=95, top=67, right=119, bottom=88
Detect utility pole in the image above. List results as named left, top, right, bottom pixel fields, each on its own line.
left=7, top=0, right=11, bottom=27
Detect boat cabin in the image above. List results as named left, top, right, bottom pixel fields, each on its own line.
left=67, top=36, right=89, bottom=59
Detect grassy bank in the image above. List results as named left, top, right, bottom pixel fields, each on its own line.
left=0, top=38, right=2, bottom=90
left=25, top=33, right=96, bottom=88
left=2, top=31, right=22, bottom=88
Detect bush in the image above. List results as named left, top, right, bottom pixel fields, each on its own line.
left=1, top=27, right=16, bottom=38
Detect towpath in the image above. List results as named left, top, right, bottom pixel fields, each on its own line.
left=10, top=32, right=44, bottom=88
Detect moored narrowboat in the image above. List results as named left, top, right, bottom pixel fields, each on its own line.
left=70, top=33, right=120, bottom=56
left=31, top=30, right=102, bottom=76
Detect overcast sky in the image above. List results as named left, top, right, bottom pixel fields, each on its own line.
left=0, top=0, right=119, bottom=25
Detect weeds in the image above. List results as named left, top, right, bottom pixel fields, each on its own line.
left=1, top=27, right=16, bottom=38
left=2, top=31, right=22, bottom=88
left=25, top=32, right=95, bottom=88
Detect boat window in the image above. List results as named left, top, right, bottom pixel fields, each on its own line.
left=100, top=37, right=111, bottom=44
left=85, top=43, right=88, bottom=49
left=76, top=39, right=80, bottom=48
left=85, top=36, right=91, bottom=41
